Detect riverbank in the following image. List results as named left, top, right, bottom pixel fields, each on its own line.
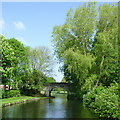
left=2, top=96, right=48, bottom=107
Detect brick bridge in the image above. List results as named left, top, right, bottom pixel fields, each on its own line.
left=43, top=82, right=69, bottom=97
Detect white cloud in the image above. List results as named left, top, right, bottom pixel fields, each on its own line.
left=13, top=21, right=25, bottom=30
left=16, top=37, right=30, bottom=46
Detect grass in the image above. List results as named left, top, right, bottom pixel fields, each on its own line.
left=2, top=96, right=47, bottom=105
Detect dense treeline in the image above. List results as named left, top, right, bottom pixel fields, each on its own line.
left=1, top=35, right=55, bottom=96
left=52, top=2, right=119, bottom=119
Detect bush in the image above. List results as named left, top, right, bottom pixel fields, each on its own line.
left=81, top=74, right=97, bottom=94
left=92, top=89, right=119, bottom=119
left=83, top=85, right=104, bottom=107
left=2, top=89, right=6, bottom=98
left=83, top=82, right=120, bottom=119
left=2, top=90, right=21, bottom=98
left=83, top=90, right=96, bottom=107
left=20, top=89, right=39, bottom=96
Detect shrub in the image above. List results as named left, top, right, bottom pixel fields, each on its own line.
left=2, top=89, right=6, bottom=98
left=20, top=89, right=39, bottom=96
left=83, top=85, right=104, bottom=107
left=83, top=82, right=120, bottom=119
left=83, top=90, right=96, bottom=107
left=81, top=74, right=97, bottom=94
left=2, top=90, right=21, bottom=98
left=92, top=89, right=119, bottom=119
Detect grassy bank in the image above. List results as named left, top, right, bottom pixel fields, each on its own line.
left=2, top=96, right=48, bottom=107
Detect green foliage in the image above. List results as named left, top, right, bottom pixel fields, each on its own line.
left=1, top=35, right=16, bottom=85
left=83, top=85, right=104, bottom=107
left=67, top=90, right=84, bottom=101
left=51, top=91, right=56, bottom=96
left=52, top=2, right=97, bottom=60
left=83, top=82, right=119, bottom=119
left=1, top=2, right=119, bottom=119
left=61, top=77, right=66, bottom=82
left=53, top=87, right=65, bottom=92
left=52, top=5, right=118, bottom=120
left=2, top=90, right=21, bottom=98
left=81, top=74, right=97, bottom=94
left=63, top=49, right=95, bottom=85
left=7, top=38, right=30, bottom=89
left=92, top=3, right=118, bottom=86
left=93, top=90, right=119, bottom=118
left=46, top=77, right=56, bottom=83
left=29, top=46, right=54, bottom=75
left=1, top=35, right=55, bottom=96
left=20, top=46, right=55, bottom=93
left=52, top=2, right=97, bottom=91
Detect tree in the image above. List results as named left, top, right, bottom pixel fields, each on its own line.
left=52, top=2, right=119, bottom=98
left=52, top=2, right=97, bottom=92
left=1, top=35, right=16, bottom=88
left=21, top=46, right=55, bottom=93
left=92, top=3, right=118, bottom=87
left=29, top=46, right=54, bottom=75
left=46, top=77, right=56, bottom=83
left=61, top=77, right=66, bottom=83
left=7, top=38, right=30, bottom=89
left=51, top=2, right=119, bottom=118
left=1, top=35, right=55, bottom=96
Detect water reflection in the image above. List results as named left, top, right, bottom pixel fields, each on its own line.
left=2, top=94, right=98, bottom=118
left=45, top=95, right=67, bottom=118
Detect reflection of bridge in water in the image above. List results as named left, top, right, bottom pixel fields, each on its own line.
left=43, top=82, right=69, bottom=97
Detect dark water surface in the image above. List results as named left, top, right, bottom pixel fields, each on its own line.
left=2, top=94, right=98, bottom=118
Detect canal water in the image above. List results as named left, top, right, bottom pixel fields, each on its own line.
left=2, top=94, right=98, bottom=118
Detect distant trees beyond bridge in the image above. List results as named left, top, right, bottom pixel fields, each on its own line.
left=43, top=82, right=69, bottom=97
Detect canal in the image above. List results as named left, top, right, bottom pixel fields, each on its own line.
left=2, top=94, right=98, bottom=118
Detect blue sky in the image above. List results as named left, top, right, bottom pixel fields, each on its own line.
left=1, top=2, right=117, bottom=82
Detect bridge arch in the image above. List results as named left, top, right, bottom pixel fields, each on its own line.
left=43, top=82, right=69, bottom=97
left=49, top=86, right=68, bottom=97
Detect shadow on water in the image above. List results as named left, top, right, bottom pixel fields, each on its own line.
left=2, top=94, right=99, bottom=119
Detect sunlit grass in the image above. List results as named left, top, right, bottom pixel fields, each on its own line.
left=2, top=96, right=47, bottom=105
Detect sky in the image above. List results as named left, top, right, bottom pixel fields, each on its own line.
left=0, top=1, right=118, bottom=82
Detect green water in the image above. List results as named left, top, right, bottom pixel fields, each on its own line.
left=2, top=94, right=98, bottom=118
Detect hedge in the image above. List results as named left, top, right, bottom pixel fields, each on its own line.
left=2, top=90, right=21, bottom=98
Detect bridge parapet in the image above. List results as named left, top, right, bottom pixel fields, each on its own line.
left=43, top=82, right=69, bottom=97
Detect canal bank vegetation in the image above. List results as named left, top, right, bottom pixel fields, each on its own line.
left=52, top=2, right=119, bottom=119
left=2, top=96, right=47, bottom=107
left=1, top=34, right=56, bottom=103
